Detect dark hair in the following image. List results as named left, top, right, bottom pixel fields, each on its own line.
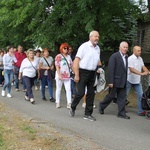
left=35, top=49, right=41, bottom=53
left=7, top=45, right=14, bottom=51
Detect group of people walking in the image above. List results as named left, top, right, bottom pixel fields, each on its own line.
left=0, top=30, right=150, bottom=122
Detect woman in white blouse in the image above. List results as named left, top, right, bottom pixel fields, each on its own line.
left=19, top=49, right=39, bottom=104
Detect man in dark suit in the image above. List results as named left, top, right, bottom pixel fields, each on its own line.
left=99, top=41, right=130, bottom=119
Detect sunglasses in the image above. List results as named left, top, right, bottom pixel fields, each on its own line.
left=63, top=47, right=69, bottom=50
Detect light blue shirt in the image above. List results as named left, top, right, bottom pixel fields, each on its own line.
left=3, top=53, right=17, bottom=70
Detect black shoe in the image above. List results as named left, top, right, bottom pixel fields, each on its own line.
left=126, top=100, right=130, bottom=106
left=83, top=115, right=96, bottom=121
left=42, top=97, right=47, bottom=101
left=50, top=97, right=55, bottom=102
left=69, top=108, right=75, bottom=117
left=118, top=114, right=130, bottom=119
left=99, top=108, right=104, bottom=114
left=99, top=103, right=104, bottom=114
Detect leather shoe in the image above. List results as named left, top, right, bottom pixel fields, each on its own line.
left=99, top=103, right=104, bottom=114
left=118, top=115, right=130, bottom=119
left=99, top=108, right=104, bottom=114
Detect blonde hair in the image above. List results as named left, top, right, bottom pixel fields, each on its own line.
left=26, top=48, right=34, bottom=56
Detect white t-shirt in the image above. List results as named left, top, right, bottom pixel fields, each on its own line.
left=76, top=41, right=100, bottom=71
left=19, top=58, right=39, bottom=78
left=39, top=56, right=53, bottom=75
left=127, top=54, right=144, bottom=84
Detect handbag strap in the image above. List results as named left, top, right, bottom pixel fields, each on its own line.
left=43, top=57, right=50, bottom=67
left=28, top=59, right=36, bottom=71
left=61, top=54, right=72, bottom=71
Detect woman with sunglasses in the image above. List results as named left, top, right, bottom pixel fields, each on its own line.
left=55, top=43, right=73, bottom=108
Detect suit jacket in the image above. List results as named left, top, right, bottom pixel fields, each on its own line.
left=108, top=51, right=128, bottom=88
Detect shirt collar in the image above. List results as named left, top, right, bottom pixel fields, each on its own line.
left=88, top=40, right=98, bottom=48
left=119, top=51, right=126, bottom=58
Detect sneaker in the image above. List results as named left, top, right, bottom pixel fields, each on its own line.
left=7, top=93, right=12, bottom=98
left=23, top=89, right=27, bottom=92
left=82, top=103, right=86, bottom=108
left=69, top=108, right=75, bottom=117
left=42, top=97, right=47, bottom=101
left=93, top=104, right=96, bottom=108
left=35, top=86, right=38, bottom=91
left=45, top=85, right=48, bottom=88
left=0, top=84, right=2, bottom=87
left=83, top=115, right=96, bottom=121
left=138, top=111, right=146, bottom=116
left=15, top=88, right=19, bottom=92
left=25, top=96, right=29, bottom=101
left=67, top=103, right=71, bottom=109
left=50, top=97, right=55, bottom=102
left=56, top=103, right=60, bottom=108
left=1, top=90, right=5, bottom=97
left=30, top=98, right=35, bottom=104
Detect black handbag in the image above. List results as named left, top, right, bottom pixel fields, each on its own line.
left=43, top=57, right=55, bottom=79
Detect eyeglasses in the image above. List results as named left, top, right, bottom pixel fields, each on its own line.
left=63, top=47, right=68, bottom=50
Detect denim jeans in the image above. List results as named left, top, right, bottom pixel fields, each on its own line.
left=40, top=75, right=53, bottom=98
left=71, top=79, right=76, bottom=95
left=0, top=69, right=4, bottom=84
left=126, top=81, right=144, bottom=114
left=2, top=69, right=13, bottom=93
left=14, top=73, right=19, bottom=89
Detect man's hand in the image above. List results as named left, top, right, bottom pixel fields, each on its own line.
left=108, top=84, right=113, bottom=88
left=74, top=75, right=79, bottom=83
left=141, top=72, right=148, bottom=76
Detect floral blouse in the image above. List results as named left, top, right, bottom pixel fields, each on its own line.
left=55, top=54, right=73, bottom=79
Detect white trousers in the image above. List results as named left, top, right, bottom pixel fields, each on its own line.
left=55, top=79, right=72, bottom=104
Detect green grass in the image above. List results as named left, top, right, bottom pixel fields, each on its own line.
left=20, top=123, right=37, bottom=140
left=0, top=125, right=5, bottom=149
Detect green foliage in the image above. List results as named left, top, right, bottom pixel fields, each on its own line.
left=0, top=0, right=140, bottom=51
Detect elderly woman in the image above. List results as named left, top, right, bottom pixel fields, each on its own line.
left=55, top=43, right=73, bottom=108
left=19, top=49, right=39, bottom=104
left=39, top=48, right=55, bottom=102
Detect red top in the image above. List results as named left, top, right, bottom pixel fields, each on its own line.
left=14, top=51, right=27, bottom=67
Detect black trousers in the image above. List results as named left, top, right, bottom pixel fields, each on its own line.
left=71, top=69, right=95, bottom=116
left=100, top=87, right=126, bottom=116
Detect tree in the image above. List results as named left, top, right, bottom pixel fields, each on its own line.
left=0, top=0, right=139, bottom=51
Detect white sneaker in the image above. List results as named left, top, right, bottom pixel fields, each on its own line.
left=1, top=90, right=5, bottom=97
left=82, top=103, right=86, bottom=108
left=7, top=93, right=12, bottom=98
left=67, top=103, right=71, bottom=109
left=30, top=98, right=35, bottom=104
left=56, top=103, right=60, bottom=108
left=35, top=86, right=38, bottom=91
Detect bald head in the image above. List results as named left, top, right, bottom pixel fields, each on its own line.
left=89, top=30, right=99, bottom=46
left=133, top=46, right=141, bottom=57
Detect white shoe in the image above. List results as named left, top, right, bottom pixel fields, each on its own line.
left=30, top=98, right=35, bottom=104
left=67, top=103, right=71, bottom=109
left=1, top=90, right=5, bottom=97
left=93, top=104, right=96, bottom=108
left=7, top=93, right=12, bottom=98
left=56, top=103, right=60, bottom=108
left=35, top=86, right=38, bottom=91
left=82, top=103, right=86, bottom=108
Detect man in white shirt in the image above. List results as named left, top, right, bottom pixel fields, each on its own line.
left=127, top=46, right=150, bottom=116
left=69, top=30, right=102, bottom=121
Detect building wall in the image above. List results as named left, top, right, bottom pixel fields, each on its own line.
left=138, top=22, right=150, bottom=53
